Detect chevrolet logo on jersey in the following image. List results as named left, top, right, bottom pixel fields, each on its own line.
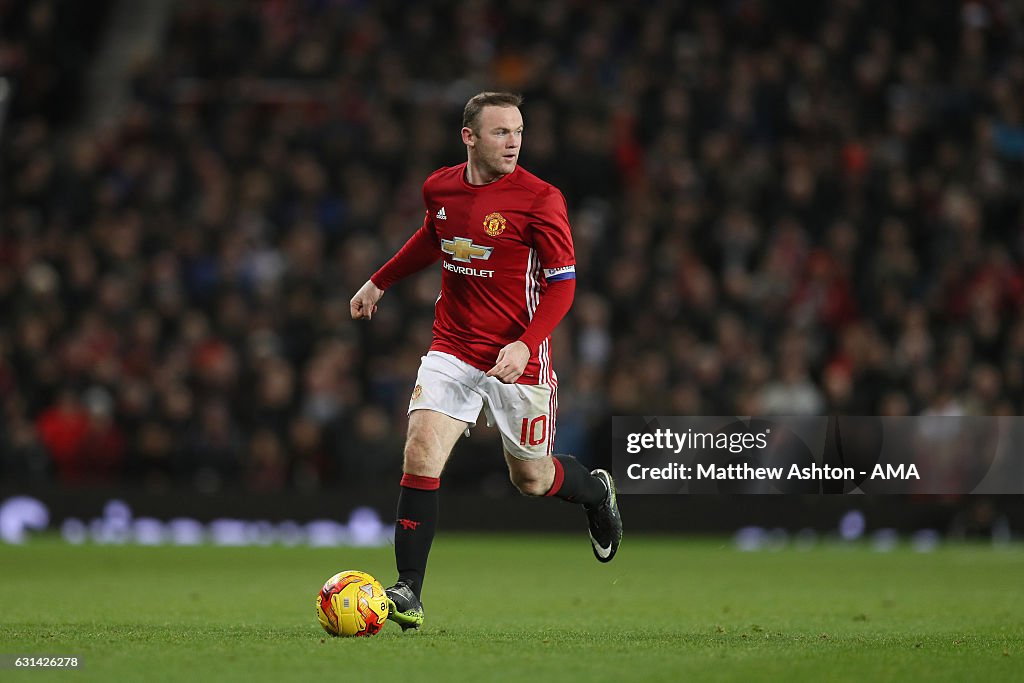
left=441, top=237, right=494, bottom=263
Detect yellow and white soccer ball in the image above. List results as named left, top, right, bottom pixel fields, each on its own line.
left=315, top=570, right=390, bottom=637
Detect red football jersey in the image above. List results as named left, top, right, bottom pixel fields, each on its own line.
left=375, top=163, right=575, bottom=385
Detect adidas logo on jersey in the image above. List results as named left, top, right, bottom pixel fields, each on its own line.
left=435, top=207, right=447, bottom=220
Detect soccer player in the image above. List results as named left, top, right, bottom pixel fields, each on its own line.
left=350, top=92, right=622, bottom=630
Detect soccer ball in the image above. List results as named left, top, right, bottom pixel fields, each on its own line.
left=315, top=570, right=390, bottom=637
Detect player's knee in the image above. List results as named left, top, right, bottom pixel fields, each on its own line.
left=509, top=471, right=548, bottom=497
left=403, top=435, right=438, bottom=476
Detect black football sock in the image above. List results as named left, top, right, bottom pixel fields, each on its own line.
left=545, top=454, right=607, bottom=507
left=394, top=474, right=439, bottom=600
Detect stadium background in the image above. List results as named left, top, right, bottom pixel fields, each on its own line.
left=2, top=0, right=1024, bottom=540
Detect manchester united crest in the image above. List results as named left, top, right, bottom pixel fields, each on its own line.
left=411, top=385, right=423, bottom=402
left=483, top=212, right=507, bottom=237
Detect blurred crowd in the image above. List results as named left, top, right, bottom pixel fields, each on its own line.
left=2, top=0, right=1023, bottom=491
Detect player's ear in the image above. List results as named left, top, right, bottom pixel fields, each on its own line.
left=461, top=127, right=475, bottom=147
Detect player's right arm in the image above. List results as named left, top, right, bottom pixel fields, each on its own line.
left=350, top=279, right=384, bottom=320
left=350, top=215, right=440, bottom=320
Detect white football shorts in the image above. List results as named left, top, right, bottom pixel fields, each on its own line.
left=408, top=351, right=557, bottom=461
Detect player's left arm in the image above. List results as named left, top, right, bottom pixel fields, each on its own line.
left=487, top=187, right=576, bottom=384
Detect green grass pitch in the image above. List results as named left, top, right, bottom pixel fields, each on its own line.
left=1, top=535, right=1021, bottom=682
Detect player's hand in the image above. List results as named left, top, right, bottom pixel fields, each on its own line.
left=350, top=280, right=384, bottom=320
left=487, top=341, right=530, bottom=384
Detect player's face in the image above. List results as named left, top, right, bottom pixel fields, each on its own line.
left=465, top=106, right=523, bottom=181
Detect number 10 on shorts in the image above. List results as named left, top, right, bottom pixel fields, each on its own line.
left=519, top=416, right=548, bottom=446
